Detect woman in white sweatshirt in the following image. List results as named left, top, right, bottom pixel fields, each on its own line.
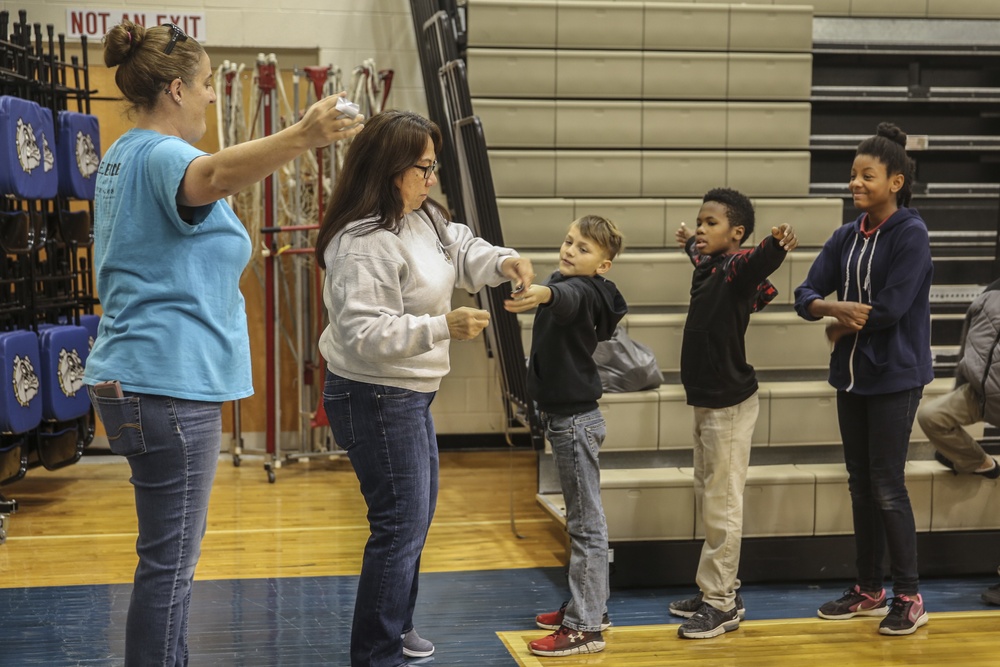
left=314, top=110, right=534, bottom=667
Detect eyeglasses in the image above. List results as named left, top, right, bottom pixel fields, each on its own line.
left=162, top=23, right=188, bottom=55
left=412, top=161, right=438, bottom=180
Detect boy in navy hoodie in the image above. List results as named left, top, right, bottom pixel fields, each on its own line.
left=670, top=188, right=797, bottom=639
left=504, top=215, right=627, bottom=657
left=795, top=123, right=932, bottom=636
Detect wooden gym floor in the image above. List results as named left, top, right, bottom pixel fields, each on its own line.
left=1, top=449, right=999, bottom=665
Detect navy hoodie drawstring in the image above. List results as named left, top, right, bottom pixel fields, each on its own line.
left=844, top=227, right=880, bottom=392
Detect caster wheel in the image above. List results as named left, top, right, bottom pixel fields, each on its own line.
left=233, top=455, right=241, bottom=467
left=267, top=470, right=276, bottom=484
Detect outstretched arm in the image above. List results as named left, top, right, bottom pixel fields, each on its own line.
left=180, top=94, right=363, bottom=207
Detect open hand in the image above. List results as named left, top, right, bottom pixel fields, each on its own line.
left=503, top=284, right=552, bottom=313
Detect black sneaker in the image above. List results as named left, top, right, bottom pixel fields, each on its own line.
left=934, top=451, right=1000, bottom=478
left=934, top=450, right=958, bottom=475
left=677, top=603, right=740, bottom=639
left=976, top=459, right=1000, bottom=479
left=982, top=582, right=1000, bottom=606
left=817, top=585, right=888, bottom=620
left=878, top=594, right=928, bottom=635
left=669, top=591, right=746, bottom=620
left=535, top=601, right=611, bottom=631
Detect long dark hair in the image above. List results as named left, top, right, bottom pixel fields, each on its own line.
left=856, top=122, right=916, bottom=208
left=103, top=20, right=204, bottom=114
left=315, top=110, right=444, bottom=269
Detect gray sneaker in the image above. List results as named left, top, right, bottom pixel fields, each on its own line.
left=401, top=629, right=434, bottom=658
left=982, top=582, right=1000, bottom=606
left=669, top=591, right=745, bottom=620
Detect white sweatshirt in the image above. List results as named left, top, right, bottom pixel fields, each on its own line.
left=319, top=208, right=517, bottom=392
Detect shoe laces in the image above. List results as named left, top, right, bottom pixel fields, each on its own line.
left=886, top=594, right=920, bottom=616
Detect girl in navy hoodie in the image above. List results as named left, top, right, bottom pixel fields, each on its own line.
left=794, top=123, right=932, bottom=636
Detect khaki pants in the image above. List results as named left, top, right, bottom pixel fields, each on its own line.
left=916, top=383, right=988, bottom=473
left=692, top=392, right=758, bottom=612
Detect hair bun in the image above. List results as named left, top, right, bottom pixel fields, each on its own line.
left=876, top=122, right=907, bottom=149
left=103, top=19, right=145, bottom=68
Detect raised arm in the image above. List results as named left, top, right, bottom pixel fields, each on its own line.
left=179, top=95, right=363, bottom=207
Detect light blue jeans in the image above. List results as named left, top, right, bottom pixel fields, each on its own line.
left=542, top=408, right=609, bottom=632
left=89, top=388, right=222, bottom=667
left=692, top=392, right=758, bottom=612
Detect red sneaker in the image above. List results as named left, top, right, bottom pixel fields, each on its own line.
left=528, top=626, right=606, bottom=657
left=535, top=601, right=611, bottom=631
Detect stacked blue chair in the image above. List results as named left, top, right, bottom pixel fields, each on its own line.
left=34, top=324, right=89, bottom=470
left=0, top=330, right=42, bottom=485
left=55, top=111, right=100, bottom=200
left=1, top=10, right=99, bottom=535
left=0, top=96, right=58, bottom=200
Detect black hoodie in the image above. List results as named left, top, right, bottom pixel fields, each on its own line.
left=681, top=235, right=785, bottom=408
left=527, top=271, right=628, bottom=415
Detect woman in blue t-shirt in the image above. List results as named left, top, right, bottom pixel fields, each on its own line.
left=86, top=20, right=363, bottom=665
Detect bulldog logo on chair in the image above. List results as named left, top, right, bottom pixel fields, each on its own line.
left=15, top=117, right=41, bottom=173
left=75, top=132, right=100, bottom=179
left=57, top=348, right=85, bottom=397
left=12, top=354, right=39, bottom=408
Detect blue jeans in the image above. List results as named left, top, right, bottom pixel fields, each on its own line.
left=837, top=388, right=922, bottom=596
left=88, top=388, right=222, bottom=667
left=542, top=408, right=609, bottom=632
left=323, top=371, right=438, bottom=667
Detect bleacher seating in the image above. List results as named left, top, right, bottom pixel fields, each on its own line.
left=414, top=0, right=1000, bottom=582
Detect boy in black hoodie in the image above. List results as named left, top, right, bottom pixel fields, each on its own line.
left=669, top=188, right=796, bottom=639
left=504, top=215, right=628, bottom=657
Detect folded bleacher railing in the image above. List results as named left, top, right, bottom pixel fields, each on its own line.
left=410, top=1, right=544, bottom=450
left=0, top=9, right=101, bottom=544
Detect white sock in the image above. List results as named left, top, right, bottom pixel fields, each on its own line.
left=975, top=458, right=998, bottom=473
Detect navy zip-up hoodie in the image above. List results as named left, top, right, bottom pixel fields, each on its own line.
left=527, top=272, right=628, bottom=415
left=794, top=207, right=933, bottom=395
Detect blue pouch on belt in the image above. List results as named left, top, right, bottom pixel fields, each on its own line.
left=0, top=96, right=58, bottom=199
left=56, top=111, right=101, bottom=199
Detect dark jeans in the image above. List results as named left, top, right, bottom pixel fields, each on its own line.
left=837, top=387, right=923, bottom=596
left=323, top=371, right=438, bottom=667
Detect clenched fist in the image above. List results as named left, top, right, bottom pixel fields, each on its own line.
left=446, top=306, right=490, bottom=340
